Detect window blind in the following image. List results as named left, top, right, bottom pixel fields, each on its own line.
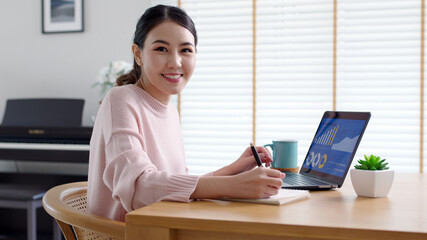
left=151, top=0, right=424, bottom=173
left=423, top=0, right=427, bottom=174
left=256, top=0, right=334, bottom=167
left=180, top=0, right=253, bottom=175
left=336, top=0, right=421, bottom=172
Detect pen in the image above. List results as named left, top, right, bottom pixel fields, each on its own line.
left=250, top=143, right=263, bottom=167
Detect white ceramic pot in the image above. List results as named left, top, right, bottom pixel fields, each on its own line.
left=350, top=169, right=394, bottom=198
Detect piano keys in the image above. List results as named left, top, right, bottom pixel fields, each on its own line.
left=0, top=126, right=92, bottom=164
left=0, top=142, right=90, bottom=151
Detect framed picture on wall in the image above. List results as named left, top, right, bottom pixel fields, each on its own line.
left=42, top=0, right=84, bottom=33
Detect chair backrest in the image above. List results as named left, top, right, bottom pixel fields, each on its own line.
left=42, top=182, right=125, bottom=240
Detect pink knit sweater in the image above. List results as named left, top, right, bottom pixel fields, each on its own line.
left=87, top=84, right=200, bottom=222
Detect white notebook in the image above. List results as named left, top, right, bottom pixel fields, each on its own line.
left=217, top=188, right=310, bottom=206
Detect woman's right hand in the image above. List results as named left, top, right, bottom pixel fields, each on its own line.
left=191, top=166, right=285, bottom=200
left=225, top=167, right=285, bottom=199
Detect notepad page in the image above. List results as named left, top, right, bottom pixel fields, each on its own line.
left=216, top=188, right=310, bottom=205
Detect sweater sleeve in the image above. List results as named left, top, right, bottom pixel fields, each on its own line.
left=103, top=126, right=200, bottom=213
left=102, top=91, right=199, bottom=213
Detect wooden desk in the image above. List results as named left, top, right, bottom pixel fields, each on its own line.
left=126, top=173, right=426, bottom=240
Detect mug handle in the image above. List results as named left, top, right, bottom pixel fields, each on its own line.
left=264, top=144, right=274, bottom=153
left=264, top=144, right=275, bottom=167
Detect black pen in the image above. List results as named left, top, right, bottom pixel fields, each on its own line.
left=250, top=143, right=263, bottom=167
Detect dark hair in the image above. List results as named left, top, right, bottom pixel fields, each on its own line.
left=116, top=5, right=197, bottom=86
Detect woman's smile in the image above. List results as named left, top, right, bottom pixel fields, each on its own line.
left=162, top=73, right=183, bottom=83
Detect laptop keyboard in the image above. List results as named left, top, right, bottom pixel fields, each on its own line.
left=282, top=173, right=330, bottom=186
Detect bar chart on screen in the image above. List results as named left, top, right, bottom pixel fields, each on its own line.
left=315, top=125, right=339, bottom=146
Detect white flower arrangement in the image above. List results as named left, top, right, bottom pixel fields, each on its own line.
left=93, top=60, right=132, bottom=98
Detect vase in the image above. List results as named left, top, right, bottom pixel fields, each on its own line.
left=350, top=169, right=394, bottom=198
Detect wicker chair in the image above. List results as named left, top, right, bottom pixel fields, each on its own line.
left=42, top=182, right=125, bottom=240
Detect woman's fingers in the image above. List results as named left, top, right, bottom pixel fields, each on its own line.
left=256, top=146, right=272, bottom=158
left=266, top=168, right=286, bottom=179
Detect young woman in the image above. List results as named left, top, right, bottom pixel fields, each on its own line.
left=87, top=4, right=285, bottom=222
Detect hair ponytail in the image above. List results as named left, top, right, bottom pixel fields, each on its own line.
left=116, top=60, right=141, bottom=86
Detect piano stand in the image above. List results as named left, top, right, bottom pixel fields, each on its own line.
left=0, top=184, right=61, bottom=240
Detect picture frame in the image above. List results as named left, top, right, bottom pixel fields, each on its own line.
left=42, top=0, right=84, bottom=34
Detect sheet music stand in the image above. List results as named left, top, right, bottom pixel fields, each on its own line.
left=2, top=98, right=84, bottom=127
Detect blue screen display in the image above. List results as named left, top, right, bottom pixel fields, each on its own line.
left=303, top=118, right=367, bottom=178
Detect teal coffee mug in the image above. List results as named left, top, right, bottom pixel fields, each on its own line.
left=264, top=140, right=298, bottom=171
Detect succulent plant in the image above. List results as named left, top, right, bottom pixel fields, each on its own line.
left=354, top=154, right=389, bottom=170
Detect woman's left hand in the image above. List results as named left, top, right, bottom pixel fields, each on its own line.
left=213, top=146, right=273, bottom=176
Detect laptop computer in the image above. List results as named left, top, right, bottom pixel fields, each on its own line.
left=281, top=111, right=371, bottom=190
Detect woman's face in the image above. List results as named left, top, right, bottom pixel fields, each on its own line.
left=134, top=20, right=196, bottom=105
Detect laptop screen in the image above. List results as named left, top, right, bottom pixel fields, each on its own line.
left=300, top=111, right=371, bottom=184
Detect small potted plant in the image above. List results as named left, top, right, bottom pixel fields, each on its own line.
left=350, top=154, right=394, bottom=198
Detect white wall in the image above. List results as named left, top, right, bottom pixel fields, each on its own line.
left=0, top=0, right=151, bottom=126
left=0, top=1, right=155, bottom=174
